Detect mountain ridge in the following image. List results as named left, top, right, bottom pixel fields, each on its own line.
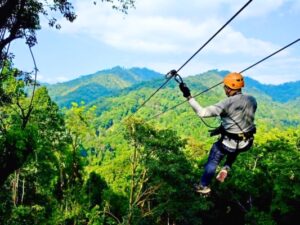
left=47, top=66, right=163, bottom=107
left=45, top=67, right=300, bottom=107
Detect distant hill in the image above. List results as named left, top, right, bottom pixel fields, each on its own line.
left=46, top=67, right=300, bottom=108
left=46, top=66, right=163, bottom=107
left=242, top=77, right=300, bottom=102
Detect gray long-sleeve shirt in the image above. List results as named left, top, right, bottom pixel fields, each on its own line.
left=188, top=93, right=257, bottom=149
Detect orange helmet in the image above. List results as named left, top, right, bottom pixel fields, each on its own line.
left=223, top=72, right=244, bottom=89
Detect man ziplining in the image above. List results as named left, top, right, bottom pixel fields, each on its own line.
left=178, top=72, right=257, bottom=194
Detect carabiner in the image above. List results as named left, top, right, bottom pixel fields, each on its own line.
left=174, top=74, right=184, bottom=84
left=165, top=69, right=184, bottom=84
left=165, top=69, right=177, bottom=79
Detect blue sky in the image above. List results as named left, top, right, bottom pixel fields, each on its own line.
left=11, top=0, right=300, bottom=84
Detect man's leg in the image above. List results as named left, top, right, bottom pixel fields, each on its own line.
left=223, top=151, right=239, bottom=168
left=223, top=139, right=253, bottom=168
left=216, top=152, right=238, bottom=182
left=200, top=141, right=225, bottom=187
left=217, top=140, right=253, bottom=182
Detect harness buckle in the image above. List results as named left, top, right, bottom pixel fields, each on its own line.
left=238, top=133, right=246, bottom=141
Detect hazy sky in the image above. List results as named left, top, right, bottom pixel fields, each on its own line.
left=11, top=0, right=300, bottom=84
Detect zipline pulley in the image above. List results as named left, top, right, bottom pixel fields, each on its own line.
left=166, top=69, right=184, bottom=84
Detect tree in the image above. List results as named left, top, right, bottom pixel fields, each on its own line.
left=0, top=64, right=67, bottom=186
left=0, top=82, right=71, bottom=224
left=124, top=118, right=205, bottom=225
left=0, top=0, right=135, bottom=190
left=0, top=0, right=135, bottom=64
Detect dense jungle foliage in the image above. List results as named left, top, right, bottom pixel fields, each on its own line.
left=3, top=1, right=299, bottom=224
left=0, top=62, right=300, bottom=225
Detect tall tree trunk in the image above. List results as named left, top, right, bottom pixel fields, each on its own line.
left=21, top=177, right=25, bottom=204
left=0, top=0, right=26, bottom=59
left=0, top=143, right=33, bottom=187
left=12, top=169, right=20, bottom=206
left=127, top=144, right=137, bottom=225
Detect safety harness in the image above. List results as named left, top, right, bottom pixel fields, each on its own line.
left=210, top=125, right=256, bottom=141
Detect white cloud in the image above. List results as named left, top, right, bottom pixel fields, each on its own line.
left=44, top=0, right=299, bottom=84
left=205, top=27, right=279, bottom=56
left=58, top=1, right=280, bottom=56
left=241, top=55, right=300, bottom=84
left=131, top=0, right=287, bottom=19
left=37, top=73, right=70, bottom=84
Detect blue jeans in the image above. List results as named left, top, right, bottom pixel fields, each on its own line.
left=200, top=139, right=253, bottom=187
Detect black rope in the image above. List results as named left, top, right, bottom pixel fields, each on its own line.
left=128, top=0, right=253, bottom=118
left=26, top=38, right=38, bottom=109
left=146, top=38, right=300, bottom=122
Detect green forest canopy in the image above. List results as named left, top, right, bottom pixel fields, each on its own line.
left=1, top=1, right=300, bottom=224
left=0, top=62, right=299, bottom=225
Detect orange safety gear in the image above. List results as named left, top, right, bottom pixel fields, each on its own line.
left=223, top=72, right=244, bottom=89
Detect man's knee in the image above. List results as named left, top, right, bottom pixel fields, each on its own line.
left=205, top=162, right=218, bottom=174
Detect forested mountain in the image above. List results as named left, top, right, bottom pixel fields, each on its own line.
left=46, top=66, right=163, bottom=107
left=67, top=68, right=297, bottom=127
left=1, top=64, right=300, bottom=225
left=47, top=67, right=300, bottom=108
left=243, top=77, right=300, bottom=102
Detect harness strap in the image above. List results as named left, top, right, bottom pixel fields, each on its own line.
left=210, top=125, right=256, bottom=141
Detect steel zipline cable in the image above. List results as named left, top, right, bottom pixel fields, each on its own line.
left=175, top=0, right=253, bottom=74
left=145, top=38, right=300, bottom=122
left=128, top=0, right=253, bottom=118
left=239, top=38, right=300, bottom=74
